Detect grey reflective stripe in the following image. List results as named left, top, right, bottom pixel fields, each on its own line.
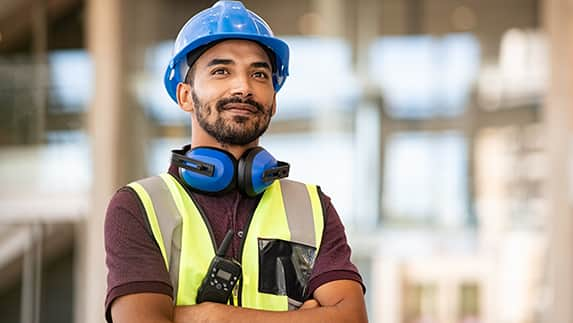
left=136, top=176, right=183, bottom=300
left=288, top=298, right=303, bottom=310
left=279, top=180, right=316, bottom=246
left=170, top=224, right=182, bottom=300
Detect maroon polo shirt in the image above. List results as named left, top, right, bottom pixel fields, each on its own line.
left=104, top=151, right=364, bottom=322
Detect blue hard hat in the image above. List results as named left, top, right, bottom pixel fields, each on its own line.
left=164, top=0, right=290, bottom=103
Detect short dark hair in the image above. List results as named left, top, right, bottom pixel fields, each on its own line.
left=184, top=44, right=212, bottom=85
left=184, top=64, right=196, bottom=85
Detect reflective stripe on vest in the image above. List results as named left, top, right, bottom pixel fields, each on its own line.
left=129, top=173, right=215, bottom=304
left=128, top=173, right=324, bottom=310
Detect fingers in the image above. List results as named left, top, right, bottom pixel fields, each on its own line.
left=299, top=299, right=320, bottom=310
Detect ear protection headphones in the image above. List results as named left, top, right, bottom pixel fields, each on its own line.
left=171, top=146, right=290, bottom=197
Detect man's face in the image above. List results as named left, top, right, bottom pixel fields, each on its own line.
left=186, top=40, right=276, bottom=146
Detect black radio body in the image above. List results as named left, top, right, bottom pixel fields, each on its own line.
left=196, top=230, right=242, bottom=304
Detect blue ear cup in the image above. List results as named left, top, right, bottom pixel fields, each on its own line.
left=237, top=147, right=290, bottom=197
left=177, top=147, right=237, bottom=194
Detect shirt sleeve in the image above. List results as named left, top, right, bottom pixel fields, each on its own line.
left=306, top=189, right=366, bottom=298
left=104, top=187, right=173, bottom=323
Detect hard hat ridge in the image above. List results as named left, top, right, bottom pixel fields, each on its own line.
left=164, top=0, right=290, bottom=103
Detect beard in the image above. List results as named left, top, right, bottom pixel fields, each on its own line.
left=192, top=90, right=273, bottom=146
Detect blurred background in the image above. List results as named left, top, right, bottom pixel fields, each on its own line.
left=0, top=0, right=572, bottom=322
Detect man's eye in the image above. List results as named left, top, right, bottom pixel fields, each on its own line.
left=253, top=71, right=269, bottom=78
left=212, top=68, right=228, bottom=75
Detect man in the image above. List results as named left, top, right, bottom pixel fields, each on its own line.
left=105, top=1, right=367, bottom=322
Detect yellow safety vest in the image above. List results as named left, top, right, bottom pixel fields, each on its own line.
left=128, top=173, right=324, bottom=311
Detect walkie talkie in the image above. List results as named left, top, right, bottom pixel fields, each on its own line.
left=196, top=229, right=242, bottom=304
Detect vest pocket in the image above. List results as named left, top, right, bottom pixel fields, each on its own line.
left=257, top=238, right=316, bottom=304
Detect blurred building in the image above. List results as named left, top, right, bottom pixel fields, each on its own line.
left=0, top=0, right=571, bottom=323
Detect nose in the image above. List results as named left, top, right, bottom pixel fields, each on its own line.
left=230, top=74, right=253, bottom=98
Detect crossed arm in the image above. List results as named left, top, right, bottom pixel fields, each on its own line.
left=111, top=279, right=367, bottom=323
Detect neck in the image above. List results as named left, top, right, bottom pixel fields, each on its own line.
left=191, top=128, right=259, bottom=160
left=222, top=144, right=257, bottom=159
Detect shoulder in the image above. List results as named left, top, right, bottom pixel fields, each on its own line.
left=107, top=186, right=141, bottom=213
left=106, top=186, right=148, bottom=231
left=316, top=186, right=332, bottom=211
left=106, top=187, right=143, bottom=225
left=105, top=175, right=176, bottom=231
left=105, top=186, right=155, bottom=252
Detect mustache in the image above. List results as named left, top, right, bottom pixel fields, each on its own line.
left=216, top=96, right=265, bottom=113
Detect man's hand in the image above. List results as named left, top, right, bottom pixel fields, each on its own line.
left=300, top=299, right=320, bottom=309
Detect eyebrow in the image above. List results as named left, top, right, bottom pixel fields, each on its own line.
left=206, top=59, right=271, bottom=70
left=251, top=62, right=271, bottom=70
left=206, top=59, right=234, bottom=67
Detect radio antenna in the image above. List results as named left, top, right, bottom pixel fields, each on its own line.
left=217, top=229, right=234, bottom=257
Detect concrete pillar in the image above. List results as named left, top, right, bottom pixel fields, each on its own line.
left=79, top=0, right=156, bottom=320
left=312, top=0, right=346, bottom=37
left=542, top=0, right=573, bottom=322
left=436, top=278, right=456, bottom=323
left=373, top=258, right=402, bottom=323
left=78, top=0, right=123, bottom=322
left=306, top=0, right=347, bottom=134
left=354, top=0, right=380, bottom=78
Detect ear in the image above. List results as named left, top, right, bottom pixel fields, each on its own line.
left=271, top=93, right=277, bottom=116
left=176, top=82, right=194, bottom=112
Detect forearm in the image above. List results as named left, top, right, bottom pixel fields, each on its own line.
left=112, top=293, right=174, bottom=323
left=174, top=300, right=367, bottom=323
left=172, top=281, right=367, bottom=323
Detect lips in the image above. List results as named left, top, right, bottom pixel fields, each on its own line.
left=223, top=103, right=258, bottom=114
